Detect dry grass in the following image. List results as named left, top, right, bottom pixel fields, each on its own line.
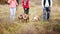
left=0, top=0, right=60, bottom=34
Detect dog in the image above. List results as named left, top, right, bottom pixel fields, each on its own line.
left=18, top=14, right=23, bottom=21
left=33, top=15, right=41, bottom=21
left=23, top=14, right=29, bottom=22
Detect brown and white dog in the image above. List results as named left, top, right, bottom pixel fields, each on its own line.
left=23, top=14, right=29, bottom=22
left=33, top=15, right=41, bottom=21
left=18, top=14, right=23, bottom=20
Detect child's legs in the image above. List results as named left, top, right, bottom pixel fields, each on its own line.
left=26, top=8, right=29, bottom=14
left=24, top=8, right=26, bottom=14
left=24, top=8, right=29, bottom=15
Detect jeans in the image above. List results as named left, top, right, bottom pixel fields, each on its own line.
left=10, top=8, right=16, bottom=21
left=43, top=7, right=50, bottom=20
left=24, top=8, right=29, bottom=15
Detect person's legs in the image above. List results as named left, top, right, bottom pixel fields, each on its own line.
left=24, top=8, right=26, bottom=14
left=47, top=7, right=50, bottom=20
left=24, top=8, right=29, bottom=22
left=10, top=8, right=16, bottom=21
left=43, top=7, right=47, bottom=21
left=13, top=8, right=16, bottom=21
left=26, top=8, right=29, bottom=14
left=10, top=8, right=14, bottom=21
left=24, top=8, right=29, bottom=15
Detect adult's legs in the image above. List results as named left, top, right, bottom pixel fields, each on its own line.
left=13, top=8, right=16, bottom=20
left=43, top=7, right=47, bottom=21
left=47, top=7, right=50, bottom=20
left=10, top=8, right=16, bottom=21
left=10, top=8, right=13, bottom=21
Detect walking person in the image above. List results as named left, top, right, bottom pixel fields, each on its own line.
left=42, top=0, right=52, bottom=21
left=22, top=0, right=29, bottom=15
left=22, top=0, right=29, bottom=22
left=8, top=0, right=18, bottom=22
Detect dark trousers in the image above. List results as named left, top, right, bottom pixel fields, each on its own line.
left=24, top=8, right=29, bottom=15
left=43, top=7, right=50, bottom=20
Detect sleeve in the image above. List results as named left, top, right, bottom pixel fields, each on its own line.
left=16, top=1, right=18, bottom=6
left=8, top=0, right=11, bottom=3
left=50, top=0, right=52, bottom=7
left=42, top=0, right=44, bottom=7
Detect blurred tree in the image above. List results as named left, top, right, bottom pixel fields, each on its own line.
left=0, top=0, right=21, bottom=4
left=0, top=0, right=8, bottom=4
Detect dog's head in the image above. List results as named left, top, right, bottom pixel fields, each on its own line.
left=33, top=15, right=40, bottom=21
left=33, top=16, right=38, bottom=21
left=18, top=14, right=23, bottom=20
left=23, top=14, right=29, bottom=20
